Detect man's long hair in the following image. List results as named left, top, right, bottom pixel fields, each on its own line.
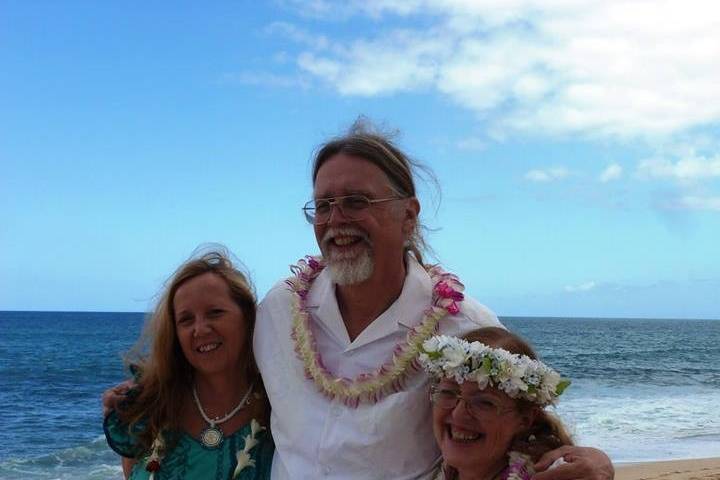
left=312, top=118, right=438, bottom=265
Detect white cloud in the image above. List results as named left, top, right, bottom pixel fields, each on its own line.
left=674, top=195, right=720, bottom=211
left=298, top=30, right=446, bottom=96
left=456, top=137, right=486, bottom=151
left=637, top=154, right=720, bottom=181
left=265, top=22, right=331, bottom=51
left=217, top=72, right=308, bottom=89
left=281, top=0, right=720, bottom=140
left=599, top=163, right=622, bottom=182
left=565, top=281, right=596, bottom=292
left=525, top=166, right=570, bottom=182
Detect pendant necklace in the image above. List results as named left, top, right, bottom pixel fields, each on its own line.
left=192, top=381, right=254, bottom=448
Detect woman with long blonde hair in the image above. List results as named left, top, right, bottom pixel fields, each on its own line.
left=104, top=249, right=273, bottom=480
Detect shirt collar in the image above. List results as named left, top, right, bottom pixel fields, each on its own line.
left=306, top=254, right=433, bottom=348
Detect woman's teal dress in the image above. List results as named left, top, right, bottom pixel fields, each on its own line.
left=104, top=411, right=274, bottom=480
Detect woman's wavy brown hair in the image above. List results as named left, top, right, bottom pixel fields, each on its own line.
left=462, top=327, right=574, bottom=461
left=117, top=248, right=258, bottom=454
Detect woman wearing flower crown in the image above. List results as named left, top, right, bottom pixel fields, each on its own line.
left=103, top=249, right=274, bottom=480
left=420, top=327, right=573, bottom=480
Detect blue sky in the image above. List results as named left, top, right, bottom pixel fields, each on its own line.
left=2, top=1, right=719, bottom=318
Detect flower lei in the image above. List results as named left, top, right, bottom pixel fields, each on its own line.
left=144, top=434, right=164, bottom=480
left=232, top=419, right=266, bottom=479
left=419, top=335, right=570, bottom=406
left=504, top=452, right=535, bottom=480
left=143, top=419, right=266, bottom=479
left=432, top=452, right=535, bottom=480
left=286, top=255, right=465, bottom=407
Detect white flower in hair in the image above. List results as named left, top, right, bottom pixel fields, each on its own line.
left=469, top=367, right=491, bottom=389
left=419, top=334, right=571, bottom=406
left=467, top=341, right=488, bottom=356
left=443, top=344, right=467, bottom=370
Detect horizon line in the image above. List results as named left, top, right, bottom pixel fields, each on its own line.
left=1, top=310, right=718, bottom=322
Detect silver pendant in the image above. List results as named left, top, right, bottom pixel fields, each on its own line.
left=200, top=425, right=223, bottom=448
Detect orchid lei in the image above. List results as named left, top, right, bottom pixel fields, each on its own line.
left=232, top=419, right=266, bottom=479
left=433, top=452, right=535, bottom=480
left=286, top=255, right=465, bottom=407
left=503, top=452, right=535, bottom=480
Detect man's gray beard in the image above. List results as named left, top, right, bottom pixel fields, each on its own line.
left=326, top=248, right=374, bottom=286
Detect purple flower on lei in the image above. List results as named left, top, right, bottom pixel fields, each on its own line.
left=500, top=452, right=534, bottom=480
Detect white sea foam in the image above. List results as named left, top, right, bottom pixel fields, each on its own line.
left=0, top=436, right=123, bottom=480
left=556, top=380, right=720, bottom=461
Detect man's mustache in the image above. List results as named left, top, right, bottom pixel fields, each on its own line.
left=321, top=227, right=372, bottom=250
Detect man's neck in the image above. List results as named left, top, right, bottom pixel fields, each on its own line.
left=335, top=259, right=407, bottom=342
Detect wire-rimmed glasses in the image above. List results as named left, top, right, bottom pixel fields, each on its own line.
left=430, top=385, right=517, bottom=419
left=302, top=194, right=401, bottom=225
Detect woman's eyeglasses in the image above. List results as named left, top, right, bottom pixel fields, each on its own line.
left=430, top=385, right=516, bottom=419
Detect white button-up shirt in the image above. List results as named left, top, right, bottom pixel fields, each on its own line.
left=254, top=257, right=501, bottom=479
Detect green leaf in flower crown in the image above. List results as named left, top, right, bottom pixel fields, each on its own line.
left=527, top=384, right=537, bottom=395
left=482, top=357, right=492, bottom=372
left=427, top=351, right=442, bottom=360
left=555, top=379, right=571, bottom=396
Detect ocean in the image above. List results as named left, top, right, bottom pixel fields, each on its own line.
left=1, top=311, right=719, bottom=479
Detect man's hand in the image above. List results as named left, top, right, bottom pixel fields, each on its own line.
left=534, top=446, right=614, bottom=480
left=102, top=380, right=136, bottom=417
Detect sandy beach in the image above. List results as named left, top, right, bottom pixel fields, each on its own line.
left=616, top=458, right=720, bottom=480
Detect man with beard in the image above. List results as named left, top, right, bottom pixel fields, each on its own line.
left=254, top=125, right=614, bottom=479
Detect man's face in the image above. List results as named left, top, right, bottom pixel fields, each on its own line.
left=313, top=153, right=418, bottom=285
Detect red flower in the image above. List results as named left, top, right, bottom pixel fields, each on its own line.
left=434, top=281, right=464, bottom=301
left=446, top=301, right=460, bottom=315
left=146, top=459, right=161, bottom=472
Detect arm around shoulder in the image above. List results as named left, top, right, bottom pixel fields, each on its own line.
left=534, top=446, right=614, bottom=480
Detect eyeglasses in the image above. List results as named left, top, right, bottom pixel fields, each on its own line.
left=430, top=385, right=517, bottom=419
left=302, top=194, right=401, bottom=225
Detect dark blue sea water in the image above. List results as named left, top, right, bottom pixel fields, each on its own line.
left=1, top=312, right=719, bottom=479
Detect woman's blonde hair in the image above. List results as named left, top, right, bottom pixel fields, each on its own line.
left=118, top=248, right=258, bottom=453
left=462, top=327, right=574, bottom=461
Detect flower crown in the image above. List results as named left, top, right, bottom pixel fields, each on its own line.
left=419, top=335, right=570, bottom=407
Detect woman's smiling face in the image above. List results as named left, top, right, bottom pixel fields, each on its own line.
left=432, top=378, right=530, bottom=477
left=173, top=272, right=247, bottom=378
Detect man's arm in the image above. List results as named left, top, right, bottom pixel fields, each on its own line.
left=534, top=446, right=614, bottom=480
left=121, top=458, right=137, bottom=479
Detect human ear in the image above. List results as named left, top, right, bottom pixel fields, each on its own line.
left=402, top=197, right=420, bottom=235
left=520, top=408, right=539, bottom=430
